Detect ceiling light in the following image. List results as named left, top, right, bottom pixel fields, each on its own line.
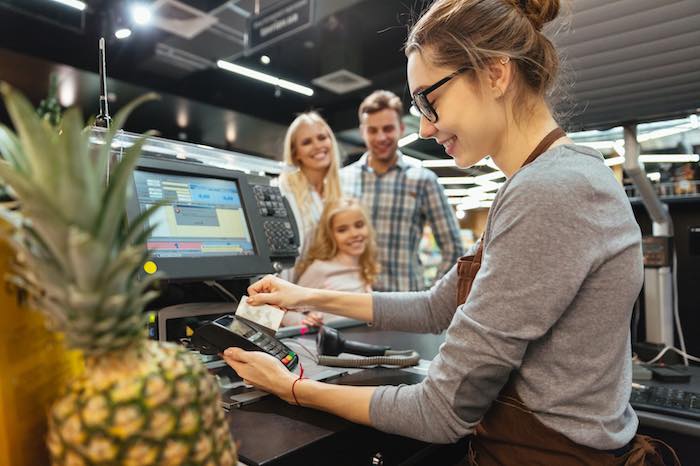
left=457, top=198, right=493, bottom=211
left=447, top=198, right=463, bottom=205
left=473, top=170, right=505, bottom=184
left=604, top=156, right=625, bottom=167
left=456, top=210, right=466, bottom=219
left=217, top=59, right=314, bottom=96
left=445, top=189, right=472, bottom=197
left=409, top=105, right=421, bottom=118
left=637, top=124, right=696, bottom=142
left=639, top=154, right=699, bottom=163
left=398, top=132, right=419, bottom=147
left=114, top=28, right=132, bottom=39
left=604, top=154, right=699, bottom=166
left=422, top=159, right=455, bottom=168
left=57, top=74, right=77, bottom=106
left=131, top=4, right=152, bottom=25
left=49, top=0, right=86, bottom=10
left=438, top=176, right=475, bottom=185
left=646, top=172, right=661, bottom=182
left=260, top=55, right=271, bottom=65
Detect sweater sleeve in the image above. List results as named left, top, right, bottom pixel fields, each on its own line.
left=369, top=170, right=600, bottom=443
left=371, top=264, right=458, bottom=333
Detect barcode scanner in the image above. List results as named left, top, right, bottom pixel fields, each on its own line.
left=317, top=326, right=390, bottom=357
left=315, top=326, right=421, bottom=368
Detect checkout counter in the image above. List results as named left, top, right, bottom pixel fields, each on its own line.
left=110, top=131, right=698, bottom=466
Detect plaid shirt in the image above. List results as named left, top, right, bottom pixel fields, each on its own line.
left=341, top=152, right=462, bottom=291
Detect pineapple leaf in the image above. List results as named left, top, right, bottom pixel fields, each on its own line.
left=120, top=202, right=162, bottom=248
left=95, top=131, right=154, bottom=246
left=0, top=83, right=58, bottom=194
left=59, top=106, right=99, bottom=228
left=0, top=160, right=35, bottom=200
left=0, top=124, right=28, bottom=174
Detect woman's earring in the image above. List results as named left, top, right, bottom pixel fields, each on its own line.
left=499, top=56, right=510, bottom=65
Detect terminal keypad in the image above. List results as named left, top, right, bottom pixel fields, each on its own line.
left=252, top=184, right=299, bottom=256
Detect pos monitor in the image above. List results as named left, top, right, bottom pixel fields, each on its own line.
left=126, top=157, right=275, bottom=281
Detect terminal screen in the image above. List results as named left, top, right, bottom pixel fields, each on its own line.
left=133, top=170, right=256, bottom=258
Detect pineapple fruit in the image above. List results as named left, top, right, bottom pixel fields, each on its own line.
left=0, top=83, right=237, bottom=465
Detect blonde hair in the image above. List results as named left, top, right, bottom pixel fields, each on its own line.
left=295, top=197, right=379, bottom=286
left=279, top=112, right=342, bottom=221
left=406, top=0, right=562, bottom=116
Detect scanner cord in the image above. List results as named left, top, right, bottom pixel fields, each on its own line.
left=317, top=350, right=421, bottom=368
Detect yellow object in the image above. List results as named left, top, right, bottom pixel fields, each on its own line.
left=0, top=220, right=83, bottom=466
left=143, top=260, right=157, bottom=274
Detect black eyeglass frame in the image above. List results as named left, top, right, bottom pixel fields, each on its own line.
left=411, top=66, right=470, bottom=123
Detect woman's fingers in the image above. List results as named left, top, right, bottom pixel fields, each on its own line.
left=223, top=346, right=249, bottom=361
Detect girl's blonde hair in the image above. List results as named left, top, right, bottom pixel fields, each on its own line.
left=295, top=197, right=379, bottom=285
left=279, top=112, right=342, bottom=221
left=406, top=0, right=563, bottom=117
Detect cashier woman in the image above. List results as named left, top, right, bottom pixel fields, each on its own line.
left=223, top=0, right=675, bottom=464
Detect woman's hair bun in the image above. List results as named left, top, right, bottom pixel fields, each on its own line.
left=517, top=0, right=560, bottom=31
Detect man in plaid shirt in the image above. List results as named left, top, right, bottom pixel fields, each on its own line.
left=341, top=90, right=462, bottom=291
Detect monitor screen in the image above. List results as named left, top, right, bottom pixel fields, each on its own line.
left=133, top=170, right=256, bottom=258
left=126, top=157, right=275, bottom=281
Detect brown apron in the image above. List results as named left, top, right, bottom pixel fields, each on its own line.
left=456, top=129, right=680, bottom=466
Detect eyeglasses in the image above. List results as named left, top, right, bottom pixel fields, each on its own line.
left=411, top=66, right=469, bottom=123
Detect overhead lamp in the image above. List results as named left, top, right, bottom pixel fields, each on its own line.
left=473, top=170, right=505, bottom=184
left=217, top=59, right=314, bottom=96
left=455, top=210, right=466, bottom=220
left=398, top=132, right=419, bottom=147
left=422, top=159, right=455, bottom=168
left=637, top=124, right=696, bottom=142
left=604, top=156, right=625, bottom=167
left=114, top=28, right=132, bottom=40
left=457, top=198, right=493, bottom=211
left=49, top=0, right=86, bottom=10
left=605, top=154, right=699, bottom=166
left=445, top=188, right=472, bottom=197
left=646, top=172, right=661, bottom=182
left=437, top=176, right=475, bottom=185
left=131, top=4, right=152, bottom=25
left=640, top=154, right=699, bottom=163
left=260, top=55, right=271, bottom=65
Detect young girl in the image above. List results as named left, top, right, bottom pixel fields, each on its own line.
left=281, top=197, right=379, bottom=327
left=226, top=0, right=676, bottom=464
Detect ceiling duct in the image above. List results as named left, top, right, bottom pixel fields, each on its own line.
left=151, top=0, right=218, bottom=39
left=312, top=69, right=371, bottom=95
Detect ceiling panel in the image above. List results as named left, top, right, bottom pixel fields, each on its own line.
left=553, top=0, right=700, bottom=130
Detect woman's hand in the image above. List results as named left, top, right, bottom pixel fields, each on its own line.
left=222, top=347, right=297, bottom=403
left=247, top=274, right=311, bottom=310
left=302, top=311, right=324, bottom=327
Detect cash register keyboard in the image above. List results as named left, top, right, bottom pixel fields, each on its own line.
left=630, top=384, right=700, bottom=421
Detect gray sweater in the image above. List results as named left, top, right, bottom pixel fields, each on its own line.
left=369, top=144, right=643, bottom=449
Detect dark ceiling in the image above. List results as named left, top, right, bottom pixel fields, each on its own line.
left=0, top=0, right=698, bottom=165
left=0, top=0, right=424, bottom=131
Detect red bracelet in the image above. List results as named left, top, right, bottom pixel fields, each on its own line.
left=291, top=363, right=305, bottom=406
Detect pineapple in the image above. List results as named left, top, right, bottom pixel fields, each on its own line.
left=0, top=83, right=237, bottom=465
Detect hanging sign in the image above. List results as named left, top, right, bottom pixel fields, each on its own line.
left=247, top=0, right=314, bottom=54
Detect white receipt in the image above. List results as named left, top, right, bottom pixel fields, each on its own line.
left=235, top=297, right=286, bottom=331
